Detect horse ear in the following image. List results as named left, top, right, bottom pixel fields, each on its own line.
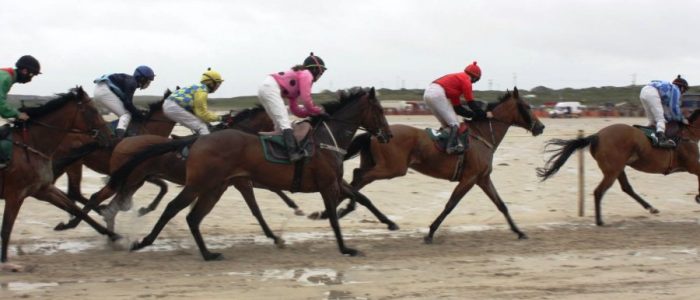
left=513, top=86, right=519, bottom=98
left=369, top=87, right=376, bottom=98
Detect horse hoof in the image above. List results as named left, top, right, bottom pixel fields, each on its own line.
left=307, top=212, right=321, bottom=220
left=294, top=209, right=305, bottom=216
left=130, top=241, right=145, bottom=251
left=138, top=207, right=151, bottom=216
left=518, top=233, right=528, bottom=240
left=423, top=236, right=434, bottom=244
left=110, top=234, right=122, bottom=242
left=649, top=207, right=660, bottom=214
left=596, top=221, right=605, bottom=227
left=696, top=195, right=700, bottom=204
left=204, top=252, right=224, bottom=261
left=54, top=222, right=69, bottom=231
left=275, top=238, right=286, bottom=249
left=387, top=223, right=400, bottom=231
left=342, top=248, right=362, bottom=257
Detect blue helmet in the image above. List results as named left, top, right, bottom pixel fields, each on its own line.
left=134, top=65, right=155, bottom=80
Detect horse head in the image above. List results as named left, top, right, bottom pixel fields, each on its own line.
left=337, top=87, right=392, bottom=143
left=489, top=87, right=545, bottom=136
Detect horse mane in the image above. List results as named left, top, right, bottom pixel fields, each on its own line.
left=689, top=109, right=700, bottom=123
left=309, top=87, right=367, bottom=125
left=19, top=87, right=82, bottom=118
left=486, top=90, right=513, bottom=111
left=231, top=104, right=265, bottom=123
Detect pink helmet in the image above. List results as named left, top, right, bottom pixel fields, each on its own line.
left=464, top=61, right=481, bottom=80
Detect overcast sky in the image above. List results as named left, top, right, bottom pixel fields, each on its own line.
left=3, top=0, right=699, bottom=97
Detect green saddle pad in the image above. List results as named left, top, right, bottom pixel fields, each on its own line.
left=632, top=125, right=678, bottom=147
left=424, top=124, right=470, bottom=153
left=260, top=135, right=292, bottom=164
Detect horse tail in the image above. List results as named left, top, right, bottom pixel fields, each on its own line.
left=536, top=135, right=598, bottom=181
left=52, top=142, right=102, bottom=176
left=344, top=132, right=372, bottom=161
left=107, top=137, right=197, bottom=190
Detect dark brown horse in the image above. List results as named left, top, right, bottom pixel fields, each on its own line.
left=537, top=110, right=700, bottom=226
left=52, top=89, right=175, bottom=210
left=55, top=105, right=304, bottom=231
left=0, top=87, right=118, bottom=270
left=320, top=88, right=545, bottom=243
left=110, top=87, right=391, bottom=260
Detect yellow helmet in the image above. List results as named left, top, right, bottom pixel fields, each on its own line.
left=201, top=68, right=224, bottom=84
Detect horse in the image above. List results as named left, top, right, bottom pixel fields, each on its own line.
left=536, top=110, right=700, bottom=226
left=54, top=105, right=304, bottom=231
left=52, top=89, right=175, bottom=211
left=109, top=87, right=391, bottom=260
left=315, top=88, right=545, bottom=243
left=0, top=87, right=119, bottom=270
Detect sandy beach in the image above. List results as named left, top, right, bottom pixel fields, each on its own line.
left=2, top=116, right=700, bottom=299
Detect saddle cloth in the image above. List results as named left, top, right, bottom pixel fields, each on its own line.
left=425, top=122, right=470, bottom=153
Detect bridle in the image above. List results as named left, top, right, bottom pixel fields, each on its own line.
left=23, top=94, right=103, bottom=139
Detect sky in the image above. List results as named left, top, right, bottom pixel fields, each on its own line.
left=2, top=0, right=699, bottom=98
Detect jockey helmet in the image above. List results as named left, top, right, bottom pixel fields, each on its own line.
left=201, top=68, right=224, bottom=84
left=672, top=75, right=689, bottom=93
left=15, top=55, right=41, bottom=74
left=464, top=61, right=481, bottom=82
left=303, top=52, right=326, bottom=81
left=134, top=65, right=155, bottom=81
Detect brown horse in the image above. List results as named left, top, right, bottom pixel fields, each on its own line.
left=55, top=105, right=304, bottom=231
left=110, top=87, right=391, bottom=260
left=537, top=110, right=700, bottom=226
left=320, top=88, right=545, bottom=243
left=52, top=89, right=175, bottom=210
left=0, top=87, right=118, bottom=269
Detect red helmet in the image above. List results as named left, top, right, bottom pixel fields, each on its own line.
left=464, top=61, right=481, bottom=81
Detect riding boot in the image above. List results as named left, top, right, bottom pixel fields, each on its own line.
left=445, top=125, right=465, bottom=154
left=283, top=128, right=305, bottom=162
left=115, top=128, right=126, bottom=139
left=656, top=131, right=676, bottom=148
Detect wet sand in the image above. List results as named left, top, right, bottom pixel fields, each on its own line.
left=2, top=116, right=700, bottom=299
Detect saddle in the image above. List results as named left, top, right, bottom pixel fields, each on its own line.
left=425, top=122, right=470, bottom=153
left=260, top=121, right=314, bottom=164
left=633, top=121, right=681, bottom=148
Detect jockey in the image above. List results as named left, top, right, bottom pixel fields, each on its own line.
left=423, top=61, right=489, bottom=154
left=0, top=55, right=41, bottom=168
left=94, top=65, right=155, bottom=138
left=257, top=52, right=326, bottom=162
left=639, top=75, right=688, bottom=148
left=163, top=68, right=223, bottom=135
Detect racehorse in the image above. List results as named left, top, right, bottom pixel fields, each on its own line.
left=109, top=87, right=391, bottom=260
left=52, top=89, right=175, bottom=210
left=54, top=105, right=304, bottom=231
left=0, top=87, right=118, bottom=270
left=316, top=88, right=545, bottom=243
left=537, top=110, right=700, bottom=226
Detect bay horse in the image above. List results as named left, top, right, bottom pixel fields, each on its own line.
left=110, top=87, right=391, bottom=260
left=0, top=87, right=119, bottom=270
left=318, top=88, right=545, bottom=243
left=537, top=110, right=700, bottom=226
left=54, top=105, right=304, bottom=231
left=52, top=89, right=175, bottom=210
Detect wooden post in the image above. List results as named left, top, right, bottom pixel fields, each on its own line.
left=578, top=129, right=585, bottom=217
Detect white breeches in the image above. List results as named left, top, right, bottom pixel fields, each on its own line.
left=162, top=99, right=210, bottom=135
left=640, top=85, right=666, bottom=132
left=423, top=83, right=459, bottom=127
left=94, top=83, right=131, bottom=130
left=257, top=75, right=291, bottom=131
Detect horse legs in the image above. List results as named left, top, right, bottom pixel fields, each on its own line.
left=617, top=170, right=659, bottom=214
left=34, top=186, right=119, bottom=240
left=477, top=175, right=527, bottom=239
left=54, top=181, right=127, bottom=231
left=186, top=185, right=227, bottom=261
left=320, top=182, right=360, bottom=256
left=138, top=177, right=169, bottom=216
left=594, top=171, right=620, bottom=226
left=339, top=181, right=399, bottom=230
left=65, top=164, right=89, bottom=205
left=1, top=196, right=25, bottom=264
left=232, top=178, right=284, bottom=246
left=131, top=186, right=198, bottom=251
left=425, top=179, right=476, bottom=244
